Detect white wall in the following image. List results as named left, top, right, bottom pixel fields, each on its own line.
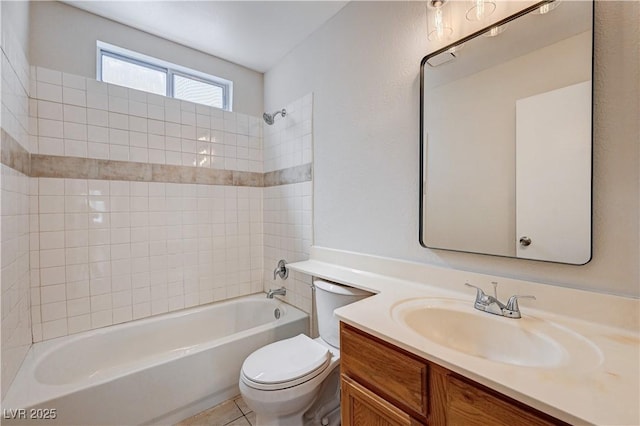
left=1, top=1, right=29, bottom=59
left=264, top=1, right=640, bottom=297
left=29, top=1, right=264, bottom=117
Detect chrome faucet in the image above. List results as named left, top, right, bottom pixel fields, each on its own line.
left=273, top=259, right=288, bottom=280
left=465, top=282, right=535, bottom=319
left=266, top=287, right=286, bottom=299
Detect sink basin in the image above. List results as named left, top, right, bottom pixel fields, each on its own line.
left=391, top=298, right=602, bottom=370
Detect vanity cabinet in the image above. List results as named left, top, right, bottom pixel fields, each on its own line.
left=342, top=375, right=423, bottom=426
left=340, top=323, right=567, bottom=426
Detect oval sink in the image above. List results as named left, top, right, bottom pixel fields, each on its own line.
left=391, top=298, right=602, bottom=371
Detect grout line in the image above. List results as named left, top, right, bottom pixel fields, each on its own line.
left=233, top=397, right=252, bottom=416
left=223, top=414, right=245, bottom=426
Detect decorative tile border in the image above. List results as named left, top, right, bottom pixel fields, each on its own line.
left=264, top=163, right=312, bottom=187
left=1, top=129, right=31, bottom=175
left=30, top=155, right=248, bottom=185
left=0, top=140, right=311, bottom=187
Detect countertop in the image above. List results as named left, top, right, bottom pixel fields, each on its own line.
left=288, top=248, right=640, bottom=425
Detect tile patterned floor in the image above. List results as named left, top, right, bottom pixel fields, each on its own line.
left=176, top=396, right=256, bottom=426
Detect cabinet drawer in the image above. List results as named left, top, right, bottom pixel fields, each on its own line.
left=341, top=323, right=428, bottom=419
left=341, top=374, right=422, bottom=426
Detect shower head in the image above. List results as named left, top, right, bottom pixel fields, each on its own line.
left=263, top=108, right=287, bottom=125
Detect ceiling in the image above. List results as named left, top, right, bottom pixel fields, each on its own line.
left=64, top=1, right=349, bottom=73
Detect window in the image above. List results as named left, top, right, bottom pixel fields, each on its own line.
left=101, top=53, right=166, bottom=96
left=97, top=41, right=232, bottom=111
left=173, top=74, right=224, bottom=107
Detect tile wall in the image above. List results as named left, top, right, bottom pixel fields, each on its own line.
left=2, top=64, right=313, bottom=356
left=263, top=181, right=313, bottom=312
left=1, top=165, right=31, bottom=398
left=1, top=17, right=32, bottom=399
left=30, top=179, right=263, bottom=341
left=30, top=66, right=264, bottom=172
left=263, top=94, right=313, bottom=173
left=28, top=67, right=268, bottom=341
left=263, top=95, right=314, bottom=314
left=1, top=23, right=30, bottom=148
left=27, top=68, right=314, bottom=339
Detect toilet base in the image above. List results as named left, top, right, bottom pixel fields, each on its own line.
left=255, top=412, right=305, bottom=426
left=245, top=368, right=341, bottom=426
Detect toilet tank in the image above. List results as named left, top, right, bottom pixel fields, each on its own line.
left=314, top=280, right=372, bottom=348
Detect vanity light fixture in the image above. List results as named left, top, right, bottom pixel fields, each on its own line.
left=466, top=0, right=496, bottom=21
left=533, top=0, right=561, bottom=15
left=426, top=0, right=453, bottom=42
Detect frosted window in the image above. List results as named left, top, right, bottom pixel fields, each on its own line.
left=101, top=55, right=166, bottom=96
left=173, top=75, right=224, bottom=109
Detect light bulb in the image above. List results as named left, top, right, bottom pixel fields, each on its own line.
left=427, top=0, right=453, bottom=41
left=483, top=24, right=507, bottom=37
left=435, top=8, right=444, bottom=39
left=466, top=0, right=496, bottom=21
left=533, top=0, right=561, bottom=15
left=475, top=0, right=485, bottom=20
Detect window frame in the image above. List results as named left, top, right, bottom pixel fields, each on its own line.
left=97, top=41, right=233, bottom=111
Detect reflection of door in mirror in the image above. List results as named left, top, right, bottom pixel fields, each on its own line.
left=420, top=0, right=593, bottom=265
left=516, top=81, right=591, bottom=264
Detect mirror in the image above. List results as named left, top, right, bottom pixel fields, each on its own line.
left=420, top=0, right=593, bottom=265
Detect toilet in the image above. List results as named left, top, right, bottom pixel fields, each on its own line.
left=239, top=280, right=372, bottom=426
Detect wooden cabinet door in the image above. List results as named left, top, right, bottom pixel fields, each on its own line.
left=341, top=375, right=424, bottom=426
left=429, top=365, right=565, bottom=426
left=341, top=323, right=428, bottom=420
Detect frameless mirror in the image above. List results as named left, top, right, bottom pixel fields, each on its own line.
left=420, top=0, right=593, bottom=265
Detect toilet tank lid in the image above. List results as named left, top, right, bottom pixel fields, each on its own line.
left=314, top=280, right=372, bottom=296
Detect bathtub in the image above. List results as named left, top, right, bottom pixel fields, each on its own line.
left=2, top=294, right=308, bottom=425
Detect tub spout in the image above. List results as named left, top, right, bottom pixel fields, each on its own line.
left=266, top=287, right=286, bottom=299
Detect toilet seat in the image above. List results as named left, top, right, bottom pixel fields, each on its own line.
left=241, top=334, right=332, bottom=391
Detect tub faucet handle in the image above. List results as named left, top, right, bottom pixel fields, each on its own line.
left=273, top=259, right=288, bottom=280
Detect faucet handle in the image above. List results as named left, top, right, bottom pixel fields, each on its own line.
left=491, top=281, right=499, bottom=299
left=273, top=259, right=288, bottom=280
left=505, top=295, right=536, bottom=312
left=464, top=282, right=487, bottom=303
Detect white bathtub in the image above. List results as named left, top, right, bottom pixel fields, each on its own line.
left=2, top=294, right=309, bottom=425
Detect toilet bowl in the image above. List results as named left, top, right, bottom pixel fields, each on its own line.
left=239, top=280, right=372, bottom=425
left=240, top=335, right=340, bottom=425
